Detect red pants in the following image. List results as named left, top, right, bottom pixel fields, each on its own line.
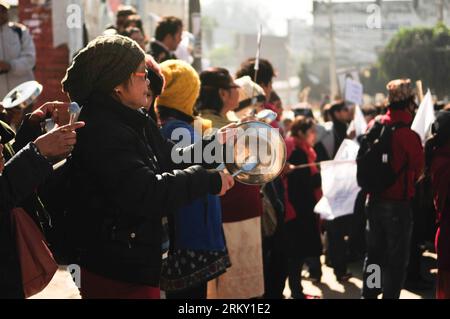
left=79, top=268, right=160, bottom=299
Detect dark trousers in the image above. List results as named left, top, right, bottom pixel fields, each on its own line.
left=407, top=221, right=423, bottom=281
left=305, top=256, right=322, bottom=279
left=288, top=257, right=305, bottom=299
left=326, top=215, right=352, bottom=279
left=362, top=199, right=413, bottom=299
left=349, top=191, right=367, bottom=259
left=263, top=234, right=288, bottom=299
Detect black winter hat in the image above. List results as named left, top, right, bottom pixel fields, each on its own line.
left=62, top=35, right=145, bottom=104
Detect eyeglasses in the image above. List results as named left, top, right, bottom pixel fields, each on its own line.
left=133, top=70, right=148, bottom=80
left=224, top=84, right=240, bottom=90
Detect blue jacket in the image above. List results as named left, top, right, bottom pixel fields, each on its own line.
left=161, top=119, right=225, bottom=251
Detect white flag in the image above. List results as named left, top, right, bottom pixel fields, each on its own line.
left=412, top=90, right=435, bottom=145
left=314, top=139, right=361, bottom=221
left=354, top=104, right=368, bottom=137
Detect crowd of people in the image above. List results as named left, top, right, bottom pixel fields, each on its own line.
left=0, top=2, right=449, bottom=300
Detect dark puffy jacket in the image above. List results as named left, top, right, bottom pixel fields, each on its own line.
left=65, top=93, right=223, bottom=286
left=0, top=119, right=53, bottom=298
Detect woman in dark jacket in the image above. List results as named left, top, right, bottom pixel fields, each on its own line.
left=61, top=35, right=234, bottom=299
left=0, top=102, right=84, bottom=298
left=284, top=116, right=323, bottom=299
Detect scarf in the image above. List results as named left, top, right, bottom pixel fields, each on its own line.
left=295, top=138, right=323, bottom=201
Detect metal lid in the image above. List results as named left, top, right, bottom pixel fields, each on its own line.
left=2, top=81, right=43, bottom=109
left=224, top=121, right=286, bottom=185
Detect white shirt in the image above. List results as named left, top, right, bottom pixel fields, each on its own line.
left=0, top=22, right=36, bottom=99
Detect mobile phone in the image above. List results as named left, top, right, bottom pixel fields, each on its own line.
left=69, top=102, right=81, bottom=124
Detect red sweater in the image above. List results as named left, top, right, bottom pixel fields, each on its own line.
left=432, top=144, right=450, bottom=271
left=220, top=182, right=263, bottom=223
left=369, top=109, right=424, bottom=201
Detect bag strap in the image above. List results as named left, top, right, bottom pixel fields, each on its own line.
left=364, top=118, right=384, bottom=143
left=10, top=23, right=23, bottom=42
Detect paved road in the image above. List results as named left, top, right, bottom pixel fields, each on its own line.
left=32, top=252, right=436, bottom=299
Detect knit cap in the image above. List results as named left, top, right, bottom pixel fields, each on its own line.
left=62, top=35, right=145, bottom=103
left=156, top=60, right=200, bottom=117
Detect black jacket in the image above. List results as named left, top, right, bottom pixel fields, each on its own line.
left=0, top=120, right=53, bottom=298
left=149, top=41, right=176, bottom=63
left=65, top=93, right=222, bottom=286
left=285, top=148, right=322, bottom=259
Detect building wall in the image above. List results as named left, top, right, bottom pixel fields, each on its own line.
left=235, top=33, right=289, bottom=80
left=312, top=0, right=450, bottom=70
left=288, top=18, right=313, bottom=61
left=19, top=0, right=69, bottom=105
left=83, top=0, right=187, bottom=41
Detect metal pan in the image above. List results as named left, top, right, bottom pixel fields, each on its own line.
left=2, top=81, right=43, bottom=109
left=224, top=121, right=286, bottom=185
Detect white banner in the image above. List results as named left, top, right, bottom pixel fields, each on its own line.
left=314, top=139, right=361, bottom=221
left=345, top=78, right=364, bottom=106
left=412, top=89, right=435, bottom=145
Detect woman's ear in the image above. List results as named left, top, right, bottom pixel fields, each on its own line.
left=219, top=88, right=228, bottom=100
left=114, top=85, right=123, bottom=96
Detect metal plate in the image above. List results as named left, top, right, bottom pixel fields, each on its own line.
left=224, top=121, right=286, bottom=185
left=2, top=81, right=43, bottom=109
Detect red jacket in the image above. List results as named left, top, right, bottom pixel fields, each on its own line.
left=432, top=144, right=450, bottom=271
left=369, top=109, right=424, bottom=201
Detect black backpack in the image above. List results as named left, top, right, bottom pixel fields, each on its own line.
left=356, top=118, right=409, bottom=194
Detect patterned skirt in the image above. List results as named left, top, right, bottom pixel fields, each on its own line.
left=160, top=249, right=231, bottom=292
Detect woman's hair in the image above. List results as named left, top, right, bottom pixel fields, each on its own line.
left=423, top=110, right=450, bottom=180
left=236, top=58, right=275, bottom=87
left=290, top=116, right=316, bottom=138
left=116, top=5, right=137, bottom=19
left=197, top=67, right=234, bottom=113
left=328, top=100, right=347, bottom=121
left=269, top=91, right=281, bottom=104
left=157, top=105, right=194, bottom=124
left=155, top=16, right=183, bottom=41
left=146, top=67, right=165, bottom=123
